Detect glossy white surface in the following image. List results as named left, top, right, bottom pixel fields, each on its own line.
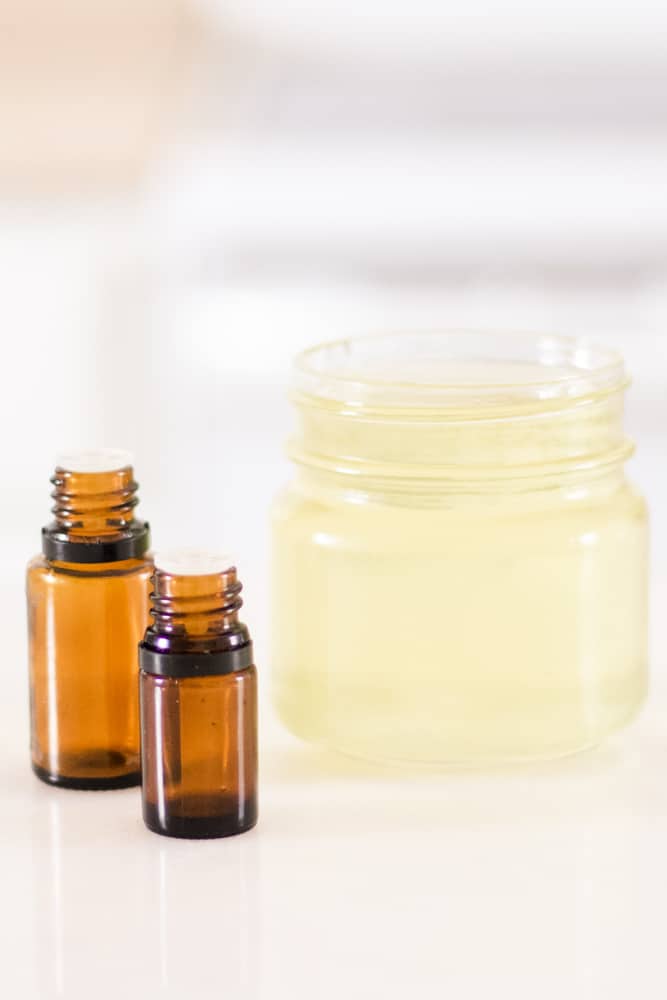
left=1, top=407, right=664, bottom=999
left=3, top=674, right=667, bottom=999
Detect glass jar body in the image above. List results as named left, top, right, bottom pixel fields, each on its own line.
left=26, top=556, right=152, bottom=787
left=271, top=472, right=648, bottom=763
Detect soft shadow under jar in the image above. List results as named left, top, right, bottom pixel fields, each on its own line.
left=271, top=332, right=649, bottom=763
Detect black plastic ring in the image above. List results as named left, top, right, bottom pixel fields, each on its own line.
left=139, top=642, right=254, bottom=678
left=42, top=521, right=151, bottom=564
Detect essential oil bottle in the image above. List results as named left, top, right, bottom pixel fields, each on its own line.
left=26, top=449, right=152, bottom=789
left=139, top=553, right=258, bottom=839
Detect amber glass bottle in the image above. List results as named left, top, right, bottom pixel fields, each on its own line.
left=26, top=450, right=152, bottom=789
left=139, top=554, right=258, bottom=839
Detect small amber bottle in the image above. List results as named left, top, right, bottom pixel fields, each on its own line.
left=26, top=450, right=152, bottom=789
left=139, top=553, right=258, bottom=839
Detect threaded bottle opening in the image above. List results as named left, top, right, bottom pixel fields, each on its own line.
left=51, top=466, right=138, bottom=535
left=149, top=552, right=243, bottom=638
left=42, top=449, right=150, bottom=562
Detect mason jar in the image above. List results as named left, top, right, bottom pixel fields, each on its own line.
left=271, top=333, right=649, bottom=763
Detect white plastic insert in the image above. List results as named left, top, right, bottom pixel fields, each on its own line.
left=55, top=448, right=134, bottom=474
left=153, top=551, right=236, bottom=577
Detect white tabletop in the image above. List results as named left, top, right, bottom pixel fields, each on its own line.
left=3, top=681, right=667, bottom=1000
left=2, top=420, right=665, bottom=1000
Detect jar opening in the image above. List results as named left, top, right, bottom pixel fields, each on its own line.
left=294, top=332, right=626, bottom=413
left=289, top=332, right=632, bottom=487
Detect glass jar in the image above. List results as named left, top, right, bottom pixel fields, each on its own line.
left=271, top=333, right=649, bottom=763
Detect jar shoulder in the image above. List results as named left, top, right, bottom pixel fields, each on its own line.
left=275, top=474, right=647, bottom=514
left=272, top=477, right=648, bottom=553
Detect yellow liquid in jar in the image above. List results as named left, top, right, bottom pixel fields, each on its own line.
left=272, top=479, right=648, bottom=763
left=273, top=336, right=649, bottom=763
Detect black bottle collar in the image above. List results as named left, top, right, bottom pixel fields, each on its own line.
left=41, top=521, right=151, bottom=564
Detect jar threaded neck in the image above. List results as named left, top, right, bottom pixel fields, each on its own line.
left=290, top=333, right=631, bottom=487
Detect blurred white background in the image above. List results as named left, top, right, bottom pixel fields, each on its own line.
left=1, top=3, right=666, bottom=997
left=1, top=0, right=665, bottom=663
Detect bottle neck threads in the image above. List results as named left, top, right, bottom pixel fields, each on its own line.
left=42, top=462, right=150, bottom=564
left=51, top=466, right=138, bottom=537
left=140, top=561, right=253, bottom=676
left=149, top=566, right=243, bottom=639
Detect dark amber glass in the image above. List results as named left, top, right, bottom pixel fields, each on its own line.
left=141, top=669, right=257, bottom=837
left=26, top=456, right=152, bottom=789
left=140, top=559, right=258, bottom=838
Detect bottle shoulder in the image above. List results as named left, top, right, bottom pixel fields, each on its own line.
left=141, top=663, right=256, bottom=689
left=26, top=555, right=153, bottom=581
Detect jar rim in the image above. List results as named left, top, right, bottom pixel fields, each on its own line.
left=294, top=331, right=627, bottom=411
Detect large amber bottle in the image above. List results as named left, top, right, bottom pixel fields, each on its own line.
left=139, top=553, right=258, bottom=839
left=27, top=450, right=152, bottom=789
